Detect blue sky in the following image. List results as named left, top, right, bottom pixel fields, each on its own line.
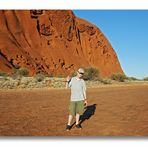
left=73, top=10, right=148, bottom=79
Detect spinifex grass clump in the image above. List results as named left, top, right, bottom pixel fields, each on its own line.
left=35, top=74, right=45, bottom=82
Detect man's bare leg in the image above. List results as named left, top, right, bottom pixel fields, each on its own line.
left=76, top=113, right=80, bottom=125
left=68, top=115, right=73, bottom=125
left=76, top=114, right=82, bottom=129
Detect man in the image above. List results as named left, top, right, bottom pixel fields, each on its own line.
left=66, top=68, right=87, bottom=131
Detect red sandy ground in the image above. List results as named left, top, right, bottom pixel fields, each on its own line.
left=0, top=85, right=148, bottom=136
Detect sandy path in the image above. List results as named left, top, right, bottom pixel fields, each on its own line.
left=0, top=85, right=148, bottom=136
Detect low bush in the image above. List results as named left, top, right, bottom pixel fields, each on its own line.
left=111, top=73, right=127, bottom=82
left=127, top=77, right=138, bottom=81
left=100, top=78, right=112, bottom=84
left=12, top=67, right=29, bottom=77
left=83, top=67, right=100, bottom=81
left=18, top=68, right=29, bottom=76
left=35, top=74, right=45, bottom=82
left=0, top=71, right=7, bottom=76
left=143, top=77, right=148, bottom=81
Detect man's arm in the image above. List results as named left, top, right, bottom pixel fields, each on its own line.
left=83, top=89, right=86, bottom=100
left=83, top=81, right=87, bottom=106
left=65, top=76, right=72, bottom=88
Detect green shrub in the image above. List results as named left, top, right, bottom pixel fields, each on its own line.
left=12, top=67, right=29, bottom=77
left=111, top=73, right=127, bottom=82
left=0, top=71, right=7, bottom=76
left=83, top=67, right=100, bottom=81
left=100, top=78, right=112, bottom=84
left=18, top=68, right=29, bottom=76
left=143, top=77, right=148, bottom=81
left=127, top=77, right=138, bottom=81
left=12, top=68, right=17, bottom=74
left=70, top=71, right=76, bottom=77
left=35, top=74, right=45, bottom=82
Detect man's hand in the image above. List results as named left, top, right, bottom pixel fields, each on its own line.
left=84, top=99, right=88, bottom=107
left=66, top=75, right=71, bottom=82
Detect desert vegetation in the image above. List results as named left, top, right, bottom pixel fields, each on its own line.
left=0, top=67, right=147, bottom=89
left=110, top=73, right=127, bottom=82
left=143, top=77, right=148, bottom=81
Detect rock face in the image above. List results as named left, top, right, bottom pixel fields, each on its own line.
left=0, top=10, right=124, bottom=77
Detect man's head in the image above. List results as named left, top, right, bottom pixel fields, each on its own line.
left=77, top=68, right=84, bottom=78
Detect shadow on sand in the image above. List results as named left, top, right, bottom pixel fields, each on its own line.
left=71, top=104, right=97, bottom=129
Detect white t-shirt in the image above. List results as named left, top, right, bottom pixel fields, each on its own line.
left=68, top=76, right=86, bottom=101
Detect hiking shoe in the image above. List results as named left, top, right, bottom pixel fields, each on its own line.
left=66, top=125, right=71, bottom=131
left=76, top=124, right=82, bottom=129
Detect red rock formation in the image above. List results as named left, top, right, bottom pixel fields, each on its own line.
left=0, top=10, right=124, bottom=77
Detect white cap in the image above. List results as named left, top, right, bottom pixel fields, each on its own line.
left=78, top=68, right=84, bottom=73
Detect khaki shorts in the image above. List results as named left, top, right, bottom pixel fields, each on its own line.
left=69, top=100, right=84, bottom=116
